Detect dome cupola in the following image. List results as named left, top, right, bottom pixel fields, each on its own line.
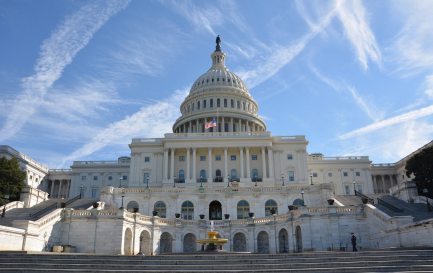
left=173, top=36, right=266, bottom=134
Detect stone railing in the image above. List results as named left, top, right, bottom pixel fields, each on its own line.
left=309, top=155, right=369, bottom=161
left=165, top=131, right=271, bottom=138
left=0, top=201, right=24, bottom=212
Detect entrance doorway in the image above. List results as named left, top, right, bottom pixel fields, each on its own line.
left=295, top=226, right=303, bottom=252
left=209, top=200, right=222, bottom=220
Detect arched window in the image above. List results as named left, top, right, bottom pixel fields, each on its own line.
left=197, top=101, right=200, bottom=110
left=230, top=169, right=237, bottom=181
left=154, top=201, right=166, bottom=218
left=231, top=99, right=234, bottom=108
left=178, top=170, right=185, bottom=183
left=217, top=98, right=220, bottom=107
left=216, top=169, right=222, bottom=177
left=237, top=200, right=250, bottom=219
left=224, top=99, right=227, bottom=107
left=192, top=103, right=194, bottom=111
left=181, top=201, right=194, bottom=220
left=200, top=169, right=206, bottom=182
left=215, top=169, right=222, bottom=182
left=265, top=199, right=278, bottom=216
left=203, top=100, right=207, bottom=108
left=126, top=201, right=139, bottom=212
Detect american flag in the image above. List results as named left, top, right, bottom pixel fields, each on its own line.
left=205, top=118, right=217, bottom=129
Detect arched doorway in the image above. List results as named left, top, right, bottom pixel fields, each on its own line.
left=209, top=200, right=222, bottom=220
left=257, top=231, right=269, bottom=253
left=183, top=233, right=196, bottom=253
left=295, top=226, right=303, bottom=252
left=139, top=230, right=151, bottom=255
left=160, top=232, right=173, bottom=254
left=123, top=228, right=133, bottom=255
left=233, top=232, right=247, bottom=252
left=278, top=228, right=289, bottom=253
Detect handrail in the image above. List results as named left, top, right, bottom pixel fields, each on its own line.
left=355, top=190, right=375, bottom=204
left=65, top=194, right=81, bottom=206
left=377, top=198, right=404, bottom=213
left=30, top=202, right=58, bottom=220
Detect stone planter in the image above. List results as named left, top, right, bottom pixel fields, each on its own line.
left=52, top=245, right=63, bottom=253
left=152, top=210, right=158, bottom=216
left=362, top=198, right=368, bottom=204
left=248, top=212, right=254, bottom=218
left=175, top=213, right=181, bottom=218
left=224, top=214, right=230, bottom=220
left=133, top=207, right=139, bottom=213
left=199, top=214, right=205, bottom=219
left=288, top=205, right=297, bottom=211
left=327, top=199, right=335, bottom=205
left=92, top=202, right=99, bottom=209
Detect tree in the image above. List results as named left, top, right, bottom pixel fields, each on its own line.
left=0, top=156, right=26, bottom=205
left=406, top=145, right=433, bottom=198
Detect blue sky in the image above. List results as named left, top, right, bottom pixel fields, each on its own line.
left=1, top=0, right=433, bottom=168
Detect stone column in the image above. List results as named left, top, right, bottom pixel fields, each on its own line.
left=238, top=119, right=242, bottom=132
left=192, top=148, right=197, bottom=182
left=240, top=147, right=244, bottom=180
left=163, top=149, right=169, bottom=180
left=196, top=119, right=199, bottom=133
left=208, top=148, right=212, bottom=182
left=186, top=148, right=190, bottom=182
left=381, top=175, right=386, bottom=193
left=230, top=118, right=233, bottom=132
left=268, top=148, right=274, bottom=179
left=261, top=147, right=266, bottom=179
left=246, top=148, right=251, bottom=179
left=170, top=148, right=175, bottom=180
left=224, top=148, right=228, bottom=182
left=57, top=180, right=61, bottom=198
left=222, top=117, right=225, bottom=132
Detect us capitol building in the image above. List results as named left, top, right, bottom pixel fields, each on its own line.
left=1, top=37, right=432, bottom=255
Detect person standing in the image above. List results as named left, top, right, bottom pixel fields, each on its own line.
left=351, top=233, right=357, bottom=252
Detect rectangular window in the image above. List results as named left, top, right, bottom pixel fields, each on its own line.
left=122, top=175, right=127, bottom=180
left=144, top=156, right=150, bottom=162
left=91, top=188, right=98, bottom=199
left=143, top=172, right=150, bottom=184
left=215, top=155, right=221, bottom=161
left=328, top=172, right=332, bottom=177
left=231, top=155, right=236, bottom=161
left=203, top=100, right=207, bottom=108
left=200, top=156, right=206, bottom=161
left=251, top=154, right=257, bottom=160
left=179, top=156, right=185, bottom=161
left=197, top=101, right=200, bottom=109
left=345, top=185, right=350, bottom=195
left=210, top=99, right=213, bottom=107
left=81, top=176, right=86, bottom=181
left=108, top=176, right=112, bottom=181
left=287, top=154, right=293, bottom=160
left=355, top=171, right=361, bottom=177
left=93, top=176, right=98, bottom=181
left=357, top=184, right=363, bottom=193
left=312, top=172, right=318, bottom=177
left=343, top=172, right=348, bottom=177
left=231, top=99, right=234, bottom=108
left=288, top=171, right=295, bottom=181
left=224, top=99, right=227, bottom=107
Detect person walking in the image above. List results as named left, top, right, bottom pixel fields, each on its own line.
left=351, top=232, right=357, bottom=252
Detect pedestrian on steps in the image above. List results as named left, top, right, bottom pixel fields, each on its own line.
left=351, top=232, right=357, bottom=252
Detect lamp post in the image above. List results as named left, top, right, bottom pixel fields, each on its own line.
left=310, top=174, right=313, bottom=185
left=301, top=189, right=304, bottom=202
left=270, top=208, right=277, bottom=253
left=173, top=175, right=176, bottom=188
left=200, top=176, right=203, bottom=188
left=1, top=194, right=10, bottom=218
left=79, top=184, right=84, bottom=199
left=353, top=180, right=356, bottom=195
left=119, top=187, right=125, bottom=209
left=227, top=174, right=230, bottom=187
left=423, top=188, right=432, bottom=212
left=119, top=176, right=123, bottom=188
left=146, top=177, right=149, bottom=189
left=254, top=174, right=258, bottom=187
left=281, top=173, right=285, bottom=187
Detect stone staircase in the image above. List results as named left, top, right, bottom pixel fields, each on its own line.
left=334, top=195, right=364, bottom=206
left=0, top=248, right=433, bottom=272
left=0, top=198, right=96, bottom=227
left=377, top=195, right=433, bottom=221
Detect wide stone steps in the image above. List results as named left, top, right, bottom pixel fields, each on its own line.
left=1, top=249, right=432, bottom=272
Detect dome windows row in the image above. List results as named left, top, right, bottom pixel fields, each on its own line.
left=182, top=97, right=257, bottom=115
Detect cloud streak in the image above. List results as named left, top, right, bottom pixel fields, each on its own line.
left=60, top=88, right=188, bottom=166
left=339, top=104, right=433, bottom=140
left=335, top=0, right=381, bottom=70
left=0, top=0, right=130, bottom=142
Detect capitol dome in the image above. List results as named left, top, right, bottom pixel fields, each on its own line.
left=173, top=36, right=266, bottom=133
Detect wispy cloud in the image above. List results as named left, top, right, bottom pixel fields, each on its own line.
left=60, top=88, right=188, bottom=166
left=339, top=104, right=433, bottom=140
left=0, top=0, right=130, bottom=142
left=390, top=1, right=433, bottom=75
left=335, top=0, right=381, bottom=70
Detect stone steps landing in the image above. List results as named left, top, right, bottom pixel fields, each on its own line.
left=0, top=249, right=433, bottom=272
